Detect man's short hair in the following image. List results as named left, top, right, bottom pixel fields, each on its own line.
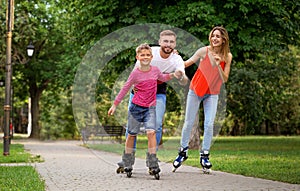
left=160, top=30, right=177, bottom=38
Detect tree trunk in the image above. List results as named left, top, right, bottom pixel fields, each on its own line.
left=188, top=112, right=200, bottom=150
left=231, top=119, right=240, bottom=136
left=29, top=84, right=41, bottom=139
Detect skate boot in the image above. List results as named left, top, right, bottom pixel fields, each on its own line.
left=146, top=152, right=150, bottom=168
left=122, top=152, right=135, bottom=178
left=148, top=153, right=160, bottom=180
left=116, top=151, right=135, bottom=174
left=200, top=150, right=212, bottom=174
left=172, top=146, right=188, bottom=172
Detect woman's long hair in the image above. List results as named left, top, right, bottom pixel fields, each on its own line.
left=209, top=26, right=230, bottom=63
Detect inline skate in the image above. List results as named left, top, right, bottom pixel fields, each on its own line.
left=200, top=150, right=212, bottom=174
left=147, top=153, right=160, bottom=180
left=116, top=151, right=135, bottom=174
left=121, top=152, right=135, bottom=178
left=172, top=146, right=188, bottom=172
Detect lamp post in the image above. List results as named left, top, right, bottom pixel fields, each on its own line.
left=3, top=0, right=34, bottom=155
left=3, top=0, right=14, bottom=156
left=25, top=43, right=34, bottom=137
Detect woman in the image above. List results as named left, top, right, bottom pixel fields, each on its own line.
left=173, top=26, right=232, bottom=173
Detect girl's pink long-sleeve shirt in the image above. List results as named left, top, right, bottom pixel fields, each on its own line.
left=114, top=66, right=171, bottom=107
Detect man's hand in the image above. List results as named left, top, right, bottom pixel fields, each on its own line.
left=174, top=70, right=183, bottom=79
left=173, top=49, right=179, bottom=55
left=174, top=69, right=188, bottom=86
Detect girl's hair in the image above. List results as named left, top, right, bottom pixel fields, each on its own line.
left=209, top=26, right=230, bottom=61
left=136, top=43, right=152, bottom=54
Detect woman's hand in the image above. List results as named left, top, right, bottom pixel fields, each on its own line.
left=212, top=53, right=221, bottom=66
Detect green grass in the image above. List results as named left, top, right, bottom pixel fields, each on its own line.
left=0, top=143, right=45, bottom=190
left=0, top=166, right=45, bottom=191
left=0, top=143, right=43, bottom=163
left=211, top=136, right=300, bottom=184
left=87, top=136, right=300, bottom=184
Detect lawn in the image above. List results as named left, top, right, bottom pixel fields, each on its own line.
left=87, top=136, right=300, bottom=184
left=0, top=143, right=45, bottom=191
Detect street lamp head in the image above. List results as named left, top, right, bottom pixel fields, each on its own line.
left=0, top=79, right=4, bottom=87
left=27, top=43, right=35, bottom=57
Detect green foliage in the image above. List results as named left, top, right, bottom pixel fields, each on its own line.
left=40, top=89, right=78, bottom=140
left=227, top=46, right=300, bottom=135
left=67, top=0, right=300, bottom=135
left=1, top=0, right=80, bottom=138
left=1, top=0, right=300, bottom=138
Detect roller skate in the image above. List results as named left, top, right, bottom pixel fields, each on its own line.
left=147, top=153, right=160, bottom=180
left=200, top=150, right=212, bottom=174
left=116, top=151, right=135, bottom=174
left=172, top=146, right=188, bottom=172
left=122, top=152, right=135, bottom=178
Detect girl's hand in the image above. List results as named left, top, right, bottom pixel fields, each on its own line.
left=108, top=105, right=116, bottom=115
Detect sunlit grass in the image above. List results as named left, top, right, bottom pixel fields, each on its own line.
left=87, top=136, right=300, bottom=184
left=0, top=143, right=45, bottom=190
left=0, top=143, right=43, bottom=163
left=0, top=166, right=45, bottom=191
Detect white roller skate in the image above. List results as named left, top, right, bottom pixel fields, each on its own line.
left=172, top=146, right=188, bottom=172
left=200, top=150, right=212, bottom=174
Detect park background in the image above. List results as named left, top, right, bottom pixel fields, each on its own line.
left=0, top=1, right=300, bottom=189
left=0, top=0, right=299, bottom=144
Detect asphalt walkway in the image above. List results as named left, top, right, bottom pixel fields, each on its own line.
left=14, top=139, right=300, bottom=191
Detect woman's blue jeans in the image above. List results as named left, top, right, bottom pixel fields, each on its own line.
left=180, top=89, right=219, bottom=151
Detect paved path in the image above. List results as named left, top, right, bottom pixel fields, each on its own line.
left=15, top=139, right=299, bottom=191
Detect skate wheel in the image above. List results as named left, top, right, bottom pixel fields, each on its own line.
left=148, top=169, right=153, bottom=175
left=172, top=167, right=177, bottom=172
left=126, top=171, right=132, bottom=178
left=202, top=168, right=211, bottom=174
left=154, top=173, right=160, bottom=180
left=116, top=167, right=124, bottom=174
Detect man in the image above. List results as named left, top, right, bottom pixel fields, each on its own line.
left=144, top=30, right=188, bottom=145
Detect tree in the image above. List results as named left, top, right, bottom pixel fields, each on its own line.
left=2, top=0, right=299, bottom=140
left=65, top=0, right=300, bottom=140
left=1, top=0, right=79, bottom=138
